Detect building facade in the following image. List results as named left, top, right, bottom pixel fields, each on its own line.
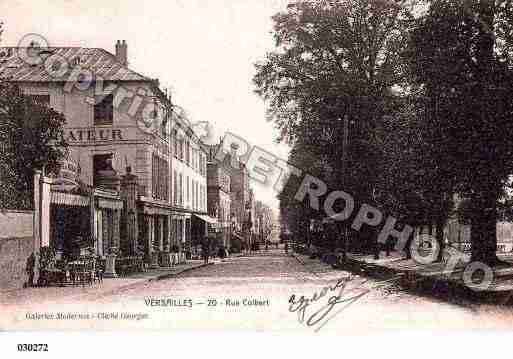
left=206, top=142, right=254, bottom=251
left=0, top=41, right=211, bottom=273
left=170, top=118, right=210, bottom=258
left=207, top=161, right=231, bottom=249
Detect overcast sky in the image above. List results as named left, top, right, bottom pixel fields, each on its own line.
left=1, top=0, right=292, bottom=210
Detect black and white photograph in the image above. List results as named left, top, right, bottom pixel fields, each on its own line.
left=1, top=0, right=513, bottom=355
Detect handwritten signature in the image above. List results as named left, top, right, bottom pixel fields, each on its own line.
left=288, top=275, right=396, bottom=332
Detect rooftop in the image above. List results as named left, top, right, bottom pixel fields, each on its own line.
left=0, top=47, right=150, bottom=82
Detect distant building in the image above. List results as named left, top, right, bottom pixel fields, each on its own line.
left=206, top=142, right=254, bottom=250
left=170, top=122, right=211, bottom=257
left=207, top=161, right=231, bottom=248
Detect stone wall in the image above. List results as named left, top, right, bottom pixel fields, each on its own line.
left=0, top=210, right=35, bottom=291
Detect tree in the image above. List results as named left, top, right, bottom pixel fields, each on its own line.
left=375, top=94, right=455, bottom=261
left=0, top=84, right=68, bottom=209
left=255, top=0, right=414, bottom=253
left=278, top=139, right=325, bottom=244
left=408, top=0, right=513, bottom=265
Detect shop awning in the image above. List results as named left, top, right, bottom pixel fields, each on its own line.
left=140, top=206, right=172, bottom=215
left=51, top=191, right=90, bottom=207
left=193, top=214, right=218, bottom=225
left=97, top=198, right=124, bottom=210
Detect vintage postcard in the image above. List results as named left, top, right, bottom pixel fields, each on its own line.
left=1, top=0, right=513, bottom=353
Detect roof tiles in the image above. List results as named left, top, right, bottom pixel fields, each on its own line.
left=0, top=47, right=150, bottom=82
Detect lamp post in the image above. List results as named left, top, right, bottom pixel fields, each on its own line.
left=340, top=115, right=349, bottom=262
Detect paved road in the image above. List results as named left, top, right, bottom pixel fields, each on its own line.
left=2, top=248, right=513, bottom=331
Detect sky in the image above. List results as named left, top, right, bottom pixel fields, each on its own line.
left=0, top=0, right=292, bottom=210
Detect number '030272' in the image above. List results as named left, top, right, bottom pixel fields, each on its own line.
left=17, top=344, right=48, bottom=352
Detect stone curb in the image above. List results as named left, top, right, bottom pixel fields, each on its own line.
left=151, top=262, right=215, bottom=281
left=295, top=251, right=513, bottom=295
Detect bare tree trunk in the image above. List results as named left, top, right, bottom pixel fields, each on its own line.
left=435, top=219, right=445, bottom=263
left=469, top=0, right=499, bottom=266
left=471, top=191, right=499, bottom=265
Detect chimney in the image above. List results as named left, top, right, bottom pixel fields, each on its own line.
left=115, top=40, right=128, bottom=66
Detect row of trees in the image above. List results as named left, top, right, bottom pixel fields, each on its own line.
left=254, top=0, right=513, bottom=265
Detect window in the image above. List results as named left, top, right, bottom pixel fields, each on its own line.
left=93, top=154, right=113, bottom=187
left=173, top=130, right=178, bottom=158
left=201, top=185, right=204, bottom=210
left=195, top=181, right=199, bottom=210
left=152, top=154, right=169, bottom=201
left=173, top=170, right=178, bottom=205
left=185, top=141, right=190, bottom=165
left=199, top=153, right=206, bottom=176
left=191, top=179, right=196, bottom=209
left=178, top=138, right=184, bottom=160
left=178, top=173, right=183, bottom=206
left=186, top=176, right=190, bottom=205
left=26, top=94, right=50, bottom=106
left=94, top=94, right=113, bottom=126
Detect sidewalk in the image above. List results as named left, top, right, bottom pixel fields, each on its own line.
left=294, top=250, right=513, bottom=293
left=0, top=260, right=214, bottom=307
left=123, top=260, right=214, bottom=281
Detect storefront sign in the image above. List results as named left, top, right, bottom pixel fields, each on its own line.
left=65, top=128, right=123, bottom=143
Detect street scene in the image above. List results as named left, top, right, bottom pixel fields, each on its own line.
left=2, top=242, right=513, bottom=331
left=2, top=0, right=513, bottom=339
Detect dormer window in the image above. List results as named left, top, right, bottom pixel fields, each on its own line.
left=71, top=57, right=81, bottom=66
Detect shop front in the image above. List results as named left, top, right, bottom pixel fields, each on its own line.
left=50, top=191, right=91, bottom=260
left=192, top=214, right=219, bottom=256
left=93, top=190, right=123, bottom=257
left=170, top=212, right=190, bottom=263
left=138, top=200, right=172, bottom=268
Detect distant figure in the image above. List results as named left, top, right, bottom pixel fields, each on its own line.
left=202, top=238, right=210, bottom=264
left=284, top=242, right=289, bottom=254
left=25, top=253, right=35, bottom=287
left=218, top=246, right=226, bottom=259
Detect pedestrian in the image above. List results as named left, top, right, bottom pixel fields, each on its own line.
left=25, top=252, right=35, bottom=287
left=284, top=242, right=289, bottom=254
left=202, top=237, right=210, bottom=264
left=218, top=246, right=226, bottom=259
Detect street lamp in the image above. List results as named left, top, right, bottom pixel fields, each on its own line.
left=340, top=115, right=349, bottom=262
